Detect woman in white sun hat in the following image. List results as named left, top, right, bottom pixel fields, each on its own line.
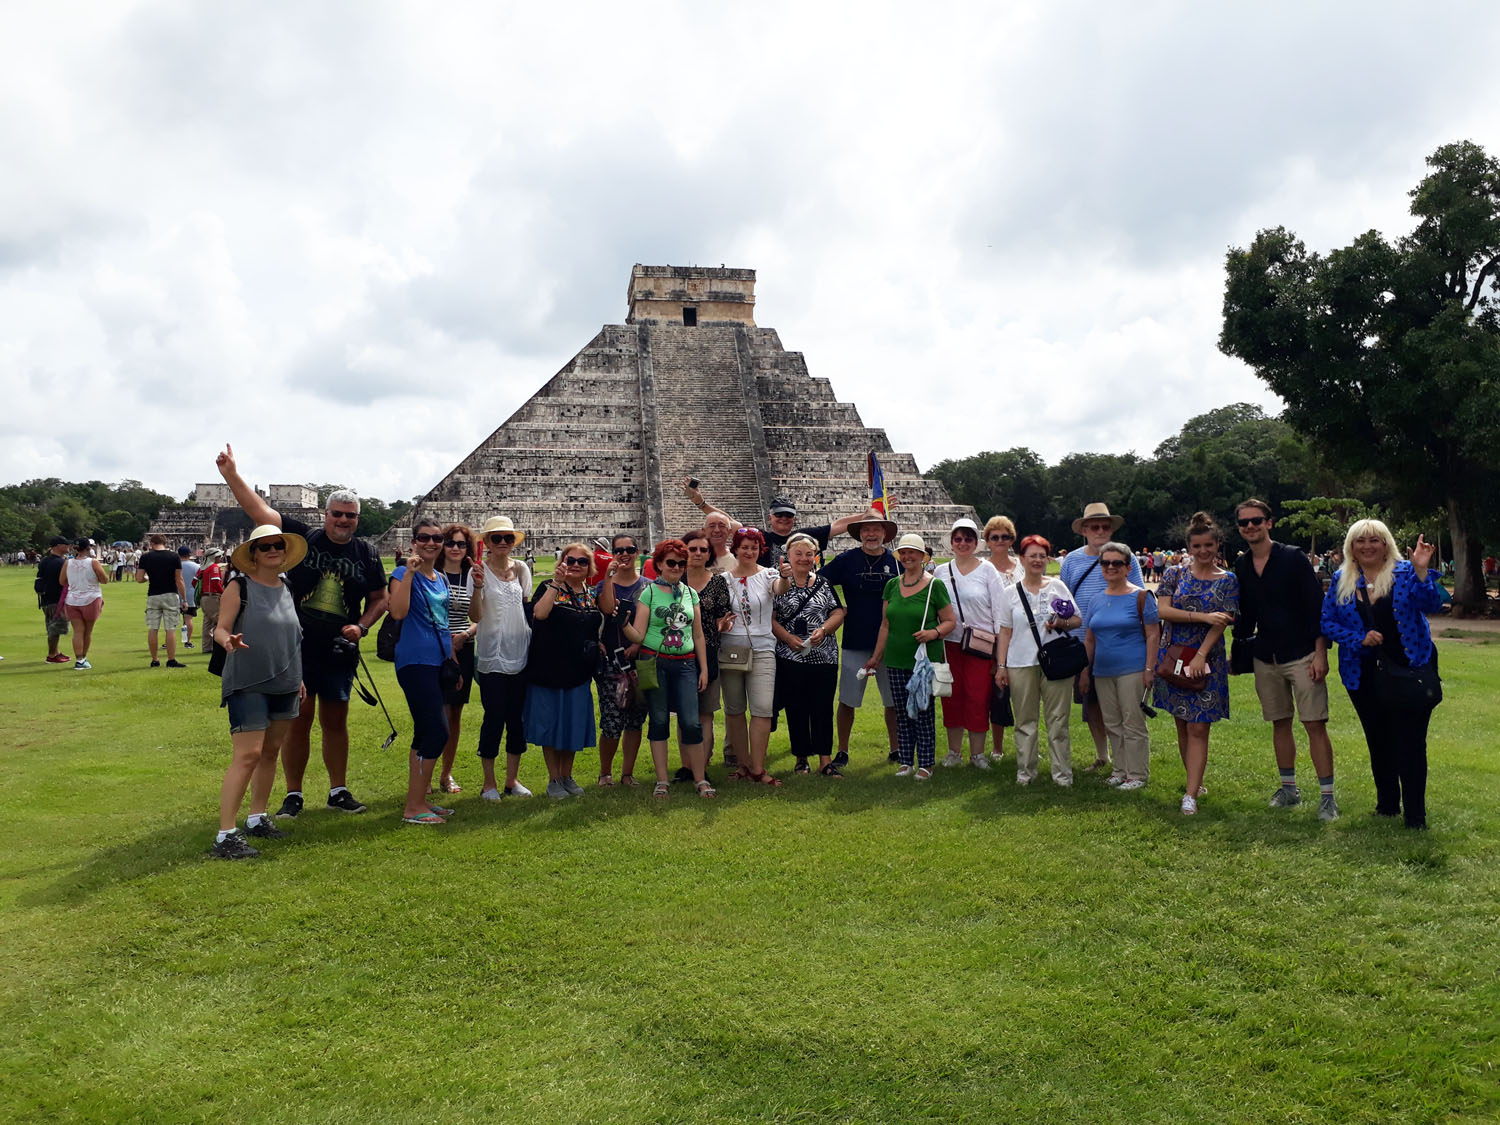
left=467, top=516, right=534, bottom=800
left=934, top=517, right=1008, bottom=769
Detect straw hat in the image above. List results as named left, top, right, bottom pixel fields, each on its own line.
left=894, top=532, right=927, bottom=555
left=847, top=507, right=899, bottom=544
left=1071, top=502, right=1125, bottom=535
left=480, top=515, right=524, bottom=544
left=231, top=524, right=308, bottom=573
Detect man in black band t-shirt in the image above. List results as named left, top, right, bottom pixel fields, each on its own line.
left=35, top=537, right=71, bottom=662
left=1231, top=498, right=1338, bottom=820
left=217, top=444, right=388, bottom=818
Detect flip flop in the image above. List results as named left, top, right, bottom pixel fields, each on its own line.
left=403, top=812, right=445, bottom=825
left=427, top=805, right=455, bottom=818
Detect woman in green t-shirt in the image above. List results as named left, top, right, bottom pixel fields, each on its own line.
left=625, top=539, right=714, bottom=799
left=862, top=533, right=957, bottom=779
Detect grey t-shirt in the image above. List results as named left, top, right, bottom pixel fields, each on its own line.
left=222, top=577, right=303, bottom=698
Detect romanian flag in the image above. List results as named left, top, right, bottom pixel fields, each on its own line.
left=868, top=451, right=892, bottom=516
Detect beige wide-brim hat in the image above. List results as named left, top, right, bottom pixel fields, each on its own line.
left=894, top=532, right=927, bottom=555
left=231, top=524, right=308, bottom=574
left=1071, top=502, right=1125, bottom=535
left=480, top=515, right=524, bottom=544
left=847, top=508, right=899, bottom=544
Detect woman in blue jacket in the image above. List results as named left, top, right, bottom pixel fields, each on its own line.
left=1320, top=520, right=1441, bottom=829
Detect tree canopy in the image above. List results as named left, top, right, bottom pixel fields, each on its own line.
left=1220, top=140, right=1500, bottom=609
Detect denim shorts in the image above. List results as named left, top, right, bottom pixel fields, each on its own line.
left=226, top=690, right=301, bottom=733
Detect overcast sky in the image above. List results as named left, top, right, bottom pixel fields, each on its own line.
left=5, top=2, right=1498, bottom=503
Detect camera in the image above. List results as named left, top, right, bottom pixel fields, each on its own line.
left=687, top=477, right=700, bottom=490
left=330, top=636, right=359, bottom=663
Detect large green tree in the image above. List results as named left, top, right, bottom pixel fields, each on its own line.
left=1221, top=140, right=1500, bottom=610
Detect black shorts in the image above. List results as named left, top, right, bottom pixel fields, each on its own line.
left=302, top=639, right=357, bottom=704
left=182, top=606, right=198, bottom=617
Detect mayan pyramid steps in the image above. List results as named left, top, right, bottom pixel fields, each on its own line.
left=400, top=264, right=974, bottom=552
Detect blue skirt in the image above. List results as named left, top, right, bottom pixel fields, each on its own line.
left=523, top=683, right=597, bottom=752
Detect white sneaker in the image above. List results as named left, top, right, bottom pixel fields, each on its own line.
left=1105, top=772, right=1126, bottom=787
left=1118, top=779, right=1147, bottom=791
left=1016, top=775, right=1033, bottom=787
left=942, top=750, right=963, bottom=768
left=480, top=788, right=503, bottom=801
left=894, top=765, right=913, bottom=777
left=1181, top=795, right=1198, bottom=815
left=504, top=782, right=533, bottom=798
left=970, top=754, right=991, bottom=771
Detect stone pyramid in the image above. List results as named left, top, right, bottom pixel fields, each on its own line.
left=402, top=265, right=973, bottom=552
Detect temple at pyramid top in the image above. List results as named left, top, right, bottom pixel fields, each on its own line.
left=395, top=265, right=973, bottom=553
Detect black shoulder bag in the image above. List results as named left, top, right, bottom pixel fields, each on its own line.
left=1354, top=588, right=1441, bottom=712
left=1017, top=583, right=1089, bottom=681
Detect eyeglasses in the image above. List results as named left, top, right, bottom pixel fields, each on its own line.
left=1099, top=559, right=1128, bottom=569
left=660, top=558, right=686, bottom=569
left=412, top=533, right=443, bottom=544
left=988, top=533, right=1014, bottom=542
left=488, top=534, right=515, bottom=545
left=1237, top=516, right=1267, bottom=527
left=562, top=556, right=590, bottom=567
left=951, top=533, right=977, bottom=542
left=613, top=545, right=639, bottom=555
left=444, top=540, right=468, bottom=549
left=252, top=540, right=287, bottom=553
left=686, top=545, right=711, bottom=554
left=328, top=511, right=359, bottom=521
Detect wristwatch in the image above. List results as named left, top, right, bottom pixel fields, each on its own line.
left=359, top=623, right=370, bottom=637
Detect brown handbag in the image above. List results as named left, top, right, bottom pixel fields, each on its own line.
left=1155, top=637, right=1207, bottom=691
left=947, top=562, right=997, bottom=658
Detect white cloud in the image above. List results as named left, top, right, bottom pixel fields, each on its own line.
left=3, top=0, right=1498, bottom=502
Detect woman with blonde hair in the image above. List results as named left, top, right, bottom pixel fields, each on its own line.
left=468, top=516, right=533, bottom=799
left=983, top=515, right=1024, bottom=763
left=1321, top=520, right=1442, bottom=828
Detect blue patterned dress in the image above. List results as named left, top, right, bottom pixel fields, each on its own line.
left=1152, top=564, right=1240, bottom=722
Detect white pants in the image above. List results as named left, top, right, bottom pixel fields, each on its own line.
left=1009, top=665, right=1073, bottom=784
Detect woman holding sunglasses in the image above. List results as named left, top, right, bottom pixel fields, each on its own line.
left=468, top=516, right=533, bottom=799
left=390, top=518, right=460, bottom=825
left=1079, top=542, right=1160, bottom=791
left=935, top=518, right=1008, bottom=770
left=625, top=539, right=713, bottom=798
left=721, top=527, right=790, bottom=785
left=432, top=523, right=478, bottom=795
left=983, top=516, right=1025, bottom=764
left=525, top=541, right=604, bottom=798
left=209, top=524, right=307, bottom=858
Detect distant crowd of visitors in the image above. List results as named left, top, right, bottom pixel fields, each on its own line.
left=31, top=444, right=1450, bottom=858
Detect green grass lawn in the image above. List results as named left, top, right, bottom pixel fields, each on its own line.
left=1, top=564, right=1497, bottom=1123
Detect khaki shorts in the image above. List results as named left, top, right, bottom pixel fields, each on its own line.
left=698, top=674, right=722, bottom=714
left=145, top=593, right=182, bottom=631
left=1253, top=654, right=1330, bottom=724
left=720, top=651, right=776, bottom=718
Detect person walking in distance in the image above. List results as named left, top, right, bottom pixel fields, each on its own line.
left=216, top=445, right=389, bottom=818
left=137, top=534, right=186, bottom=668
left=1059, top=504, right=1143, bottom=772
left=1231, top=499, right=1339, bottom=821
left=178, top=546, right=200, bottom=649
left=35, top=537, right=72, bottom=663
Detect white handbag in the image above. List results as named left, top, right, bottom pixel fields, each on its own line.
left=922, top=578, right=953, bottom=697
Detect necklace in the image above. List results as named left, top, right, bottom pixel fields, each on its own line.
left=901, top=574, right=923, bottom=588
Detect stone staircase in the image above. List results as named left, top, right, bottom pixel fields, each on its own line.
left=644, top=324, right=766, bottom=538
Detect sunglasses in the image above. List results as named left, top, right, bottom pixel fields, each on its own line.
left=488, top=534, right=515, bottom=545
left=412, top=533, right=443, bottom=544
left=686, top=545, right=711, bottom=553
left=951, top=533, right=977, bottom=542
left=988, top=533, right=1014, bottom=542
left=328, top=511, right=359, bottom=521
left=444, top=540, right=468, bottom=549
left=1237, top=516, right=1267, bottom=527
left=562, top=556, right=590, bottom=567
left=660, top=558, right=686, bottom=569
left=1100, top=559, right=1128, bottom=569
left=252, top=540, right=287, bottom=552
left=613, top=545, right=639, bottom=555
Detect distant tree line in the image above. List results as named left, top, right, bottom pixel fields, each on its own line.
left=930, top=403, right=1440, bottom=558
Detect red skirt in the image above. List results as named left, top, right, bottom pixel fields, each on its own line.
left=941, top=642, right=992, bottom=732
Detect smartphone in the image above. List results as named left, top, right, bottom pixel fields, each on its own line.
left=687, top=477, right=700, bottom=490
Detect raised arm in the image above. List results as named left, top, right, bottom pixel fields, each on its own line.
left=682, top=477, right=742, bottom=530
left=214, top=443, right=280, bottom=528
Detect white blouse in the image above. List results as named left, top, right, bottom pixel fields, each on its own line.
left=997, top=577, right=1076, bottom=668
left=935, top=559, right=1007, bottom=634
left=468, top=560, right=532, bottom=675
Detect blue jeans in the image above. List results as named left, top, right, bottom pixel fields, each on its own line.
left=645, top=657, right=703, bottom=744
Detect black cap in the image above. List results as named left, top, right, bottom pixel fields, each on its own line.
left=178, top=546, right=190, bottom=556
left=49, top=536, right=69, bottom=547
left=769, top=496, right=797, bottom=516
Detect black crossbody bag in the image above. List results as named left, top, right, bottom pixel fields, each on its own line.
left=1355, top=588, right=1441, bottom=712
left=1016, top=584, right=1089, bottom=681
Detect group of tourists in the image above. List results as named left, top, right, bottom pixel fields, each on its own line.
left=78, top=446, right=1442, bottom=859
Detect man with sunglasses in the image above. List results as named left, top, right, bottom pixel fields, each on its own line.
left=1231, top=499, right=1338, bottom=820
left=216, top=445, right=389, bottom=817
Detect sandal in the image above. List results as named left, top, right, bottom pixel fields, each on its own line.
left=403, top=811, right=445, bottom=825
left=619, top=774, right=638, bottom=787
left=728, top=765, right=753, bottom=781
left=696, top=779, right=717, bottom=798
left=724, top=752, right=739, bottom=768
left=428, top=804, right=455, bottom=818
left=439, top=777, right=462, bottom=794
left=914, top=767, right=933, bottom=781
left=597, top=773, right=614, bottom=787
left=793, top=758, right=810, bottom=775
left=819, top=763, right=843, bottom=778
left=747, top=770, right=783, bottom=787
left=653, top=781, right=671, bottom=799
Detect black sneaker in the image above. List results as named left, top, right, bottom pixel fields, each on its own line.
left=210, top=832, right=260, bottom=860
left=165, top=659, right=186, bottom=668
left=327, top=789, right=367, bottom=813
left=275, top=793, right=304, bottom=819
left=150, top=660, right=161, bottom=668
left=833, top=750, right=849, bottom=768
left=794, top=758, right=810, bottom=774
left=183, top=641, right=194, bottom=649
left=887, top=750, right=901, bottom=763
left=672, top=766, right=694, bottom=784
left=246, top=818, right=286, bottom=839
